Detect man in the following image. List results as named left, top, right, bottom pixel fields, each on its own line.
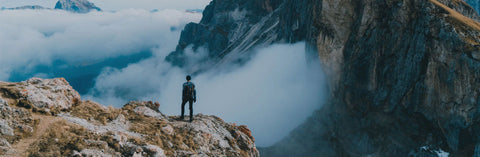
left=181, top=75, right=196, bottom=122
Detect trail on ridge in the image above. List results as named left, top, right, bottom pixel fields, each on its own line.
left=12, top=114, right=63, bottom=157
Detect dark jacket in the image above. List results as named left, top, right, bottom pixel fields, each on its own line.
left=182, top=82, right=196, bottom=101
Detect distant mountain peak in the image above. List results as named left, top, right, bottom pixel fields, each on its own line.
left=8, top=5, right=47, bottom=10
left=54, top=0, right=101, bottom=13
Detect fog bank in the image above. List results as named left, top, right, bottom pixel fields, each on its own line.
left=0, top=8, right=326, bottom=147
left=0, top=9, right=201, bottom=93
left=87, top=42, right=327, bottom=146
left=0, top=0, right=212, bottom=11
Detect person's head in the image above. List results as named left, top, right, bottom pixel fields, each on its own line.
left=186, top=75, right=191, bottom=81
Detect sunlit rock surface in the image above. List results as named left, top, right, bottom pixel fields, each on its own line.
left=0, top=78, right=258, bottom=157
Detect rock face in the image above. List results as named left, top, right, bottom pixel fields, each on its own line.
left=169, top=0, right=480, bottom=156
left=166, top=0, right=291, bottom=72
left=0, top=78, right=258, bottom=156
left=54, top=0, right=101, bottom=13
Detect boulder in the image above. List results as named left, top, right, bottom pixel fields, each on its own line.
left=19, top=77, right=80, bottom=114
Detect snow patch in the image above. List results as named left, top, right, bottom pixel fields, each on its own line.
left=420, top=145, right=450, bottom=157
left=435, top=149, right=449, bottom=157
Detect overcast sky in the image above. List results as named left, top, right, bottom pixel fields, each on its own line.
left=0, top=0, right=212, bottom=11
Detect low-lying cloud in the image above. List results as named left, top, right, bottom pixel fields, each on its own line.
left=0, top=9, right=201, bottom=90
left=90, top=0, right=212, bottom=11
left=0, top=0, right=212, bottom=11
left=0, top=8, right=327, bottom=147
left=87, top=42, right=327, bottom=146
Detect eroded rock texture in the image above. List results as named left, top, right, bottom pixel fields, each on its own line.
left=0, top=78, right=258, bottom=157
left=168, top=0, right=480, bottom=156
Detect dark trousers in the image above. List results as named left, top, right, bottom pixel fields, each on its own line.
left=181, top=99, right=193, bottom=120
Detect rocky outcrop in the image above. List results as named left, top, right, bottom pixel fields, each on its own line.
left=0, top=78, right=258, bottom=156
left=0, top=97, right=35, bottom=156
left=166, top=0, right=289, bottom=72
left=54, top=0, right=101, bottom=13
left=169, top=0, right=480, bottom=156
left=17, top=78, right=80, bottom=114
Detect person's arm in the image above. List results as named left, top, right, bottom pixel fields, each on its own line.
left=182, top=83, right=185, bottom=99
left=193, top=84, right=197, bottom=102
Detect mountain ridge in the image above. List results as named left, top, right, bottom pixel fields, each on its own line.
left=2, top=0, right=101, bottom=13
left=0, top=77, right=259, bottom=156
left=54, top=0, right=101, bottom=13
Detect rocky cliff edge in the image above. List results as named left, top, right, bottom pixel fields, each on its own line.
left=0, top=77, right=258, bottom=157
left=167, top=0, right=480, bottom=156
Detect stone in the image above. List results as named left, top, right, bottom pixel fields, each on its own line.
left=134, top=106, right=164, bottom=119
left=80, top=149, right=111, bottom=157
left=0, top=98, right=7, bottom=106
left=131, top=146, right=143, bottom=156
left=161, top=125, right=174, bottom=135
left=19, top=77, right=81, bottom=113
left=72, top=150, right=82, bottom=157
left=0, top=120, right=13, bottom=136
left=144, top=144, right=167, bottom=157
left=0, top=139, right=11, bottom=148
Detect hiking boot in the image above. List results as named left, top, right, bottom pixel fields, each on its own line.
left=189, top=118, right=193, bottom=122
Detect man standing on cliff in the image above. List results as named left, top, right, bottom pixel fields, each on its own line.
left=180, top=75, right=196, bottom=122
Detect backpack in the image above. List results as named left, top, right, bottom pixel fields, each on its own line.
left=183, top=82, right=194, bottom=99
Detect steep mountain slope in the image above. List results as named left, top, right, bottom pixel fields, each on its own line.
left=168, top=0, right=480, bottom=156
left=54, top=0, right=101, bottom=13
left=165, top=0, right=311, bottom=73
left=0, top=78, right=259, bottom=157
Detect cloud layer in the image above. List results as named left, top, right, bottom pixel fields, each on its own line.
left=87, top=42, right=327, bottom=146
left=0, top=7, right=327, bottom=147
left=90, top=0, right=212, bottom=11
left=0, top=0, right=212, bottom=11
left=0, top=9, right=201, bottom=86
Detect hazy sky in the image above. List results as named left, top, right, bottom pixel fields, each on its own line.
left=0, top=0, right=212, bottom=11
